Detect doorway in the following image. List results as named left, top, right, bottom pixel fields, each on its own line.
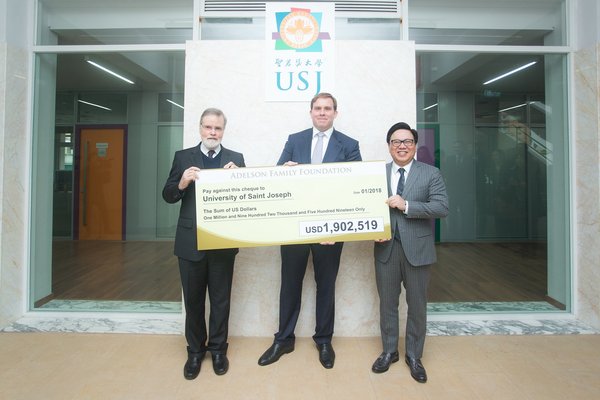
left=73, top=126, right=127, bottom=240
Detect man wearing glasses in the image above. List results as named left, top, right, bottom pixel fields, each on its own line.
left=162, top=108, right=245, bottom=379
left=371, top=122, right=448, bottom=383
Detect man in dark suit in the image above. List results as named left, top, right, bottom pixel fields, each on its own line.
left=162, top=108, right=245, bottom=379
left=371, top=122, right=448, bottom=383
left=258, top=92, right=362, bottom=369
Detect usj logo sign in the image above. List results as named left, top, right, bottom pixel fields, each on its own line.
left=275, top=8, right=328, bottom=51
left=266, top=3, right=335, bottom=101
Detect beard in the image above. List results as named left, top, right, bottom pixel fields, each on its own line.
left=203, top=138, right=221, bottom=150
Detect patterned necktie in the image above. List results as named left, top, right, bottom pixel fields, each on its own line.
left=396, top=168, right=405, bottom=195
left=311, top=132, right=325, bottom=164
left=208, top=150, right=215, bottom=158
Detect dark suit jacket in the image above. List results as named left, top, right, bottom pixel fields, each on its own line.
left=162, top=144, right=246, bottom=261
left=277, top=128, right=362, bottom=165
left=374, top=160, right=449, bottom=266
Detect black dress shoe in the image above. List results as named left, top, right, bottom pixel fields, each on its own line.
left=317, top=343, right=335, bottom=369
left=212, top=353, right=229, bottom=375
left=258, top=342, right=294, bottom=366
left=183, top=351, right=205, bottom=380
left=371, top=351, right=400, bottom=373
left=405, top=355, right=427, bottom=383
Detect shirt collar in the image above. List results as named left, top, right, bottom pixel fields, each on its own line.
left=200, top=143, right=221, bottom=156
left=312, top=127, right=334, bottom=137
left=393, top=159, right=414, bottom=175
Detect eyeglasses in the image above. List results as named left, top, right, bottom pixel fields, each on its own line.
left=390, top=139, right=415, bottom=147
left=201, top=124, right=224, bottom=133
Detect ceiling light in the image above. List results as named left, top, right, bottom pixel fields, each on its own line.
left=483, top=61, right=537, bottom=85
left=78, top=99, right=111, bottom=111
left=86, top=59, right=135, bottom=85
left=498, top=102, right=528, bottom=113
left=423, top=103, right=438, bottom=111
left=166, top=99, right=184, bottom=109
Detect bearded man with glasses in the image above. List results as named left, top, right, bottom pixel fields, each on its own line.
left=162, top=108, right=245, bottom=379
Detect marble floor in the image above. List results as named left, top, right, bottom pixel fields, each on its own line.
left=1, top=333, right=599, bottom=400
left=36, top=299, right=561, bottom=314
left=4, top=299, right=597, bottom=336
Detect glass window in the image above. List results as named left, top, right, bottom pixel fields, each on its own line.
left=158, top=93, right=184, bottom=123
left=77, top=93, right=128, bottom=123
left=417, top=92, right=439, bottom=123
left=156, top=126, right=183, bottom=238
left=417, top=51, right=569, bottom=312
left=409, top=0, right=567, bottom=46
left=36, top=0, right=193, bottom=45
left=31, top=51, right=185, bottom=312
left=53, top=126, right=74, bottom=238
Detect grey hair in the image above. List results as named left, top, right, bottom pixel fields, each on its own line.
left=200, top=108, right=227, bottom=127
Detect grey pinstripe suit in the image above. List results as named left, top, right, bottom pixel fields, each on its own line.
left=374, top=160, right=448, bottom=359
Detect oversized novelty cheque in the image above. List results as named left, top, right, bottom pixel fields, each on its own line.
left=195, top=161, right=391, bottom=250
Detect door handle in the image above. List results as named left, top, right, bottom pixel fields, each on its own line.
left=82, top=140, right=89, bottom=226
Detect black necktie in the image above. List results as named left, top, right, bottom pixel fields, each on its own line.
left=208, top=150, right=215, bottom=158
left=396, top=168, right=405, bottom=195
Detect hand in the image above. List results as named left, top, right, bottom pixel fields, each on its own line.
left=283, top=161, right=299, bottom=166
left=223, top=161, right=239, bottom=169
left=319, top=241, right=336, bottom=245
left=178, top=166, right=201, bottom=190
left=386, top=195, right=407, bottom=211
left=374, top=239, right=390, bottom=243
